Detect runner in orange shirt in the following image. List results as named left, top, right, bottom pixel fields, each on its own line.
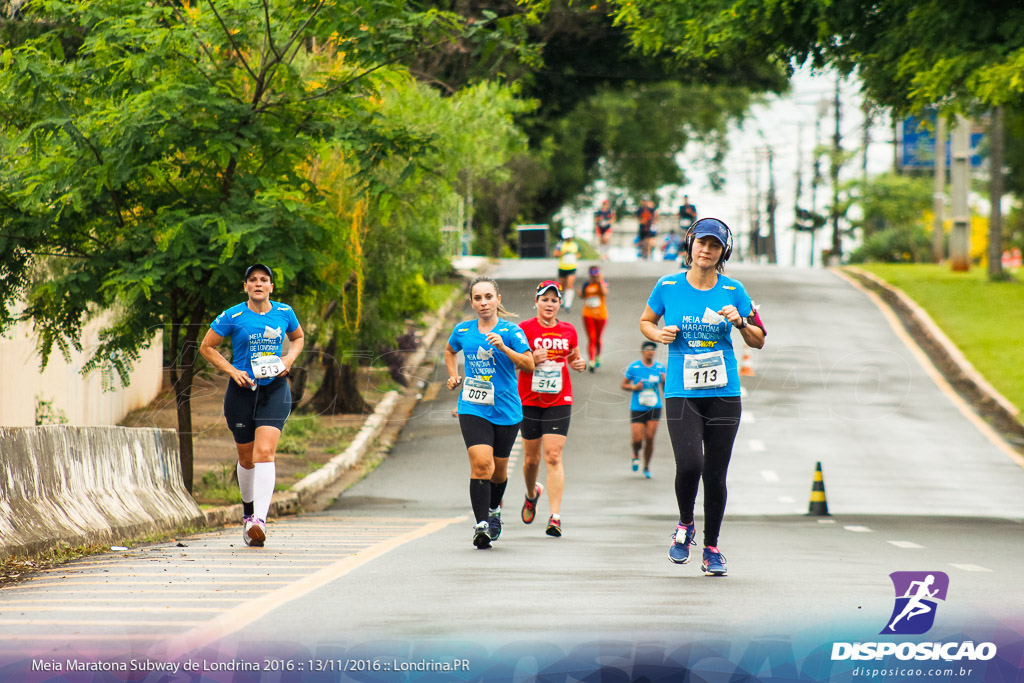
left=580, top=265, right=609, bottom=371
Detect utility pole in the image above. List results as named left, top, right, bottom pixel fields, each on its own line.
left=861, top=100, right=872, bottom=180
left=932, top=116, right=946, bottom=263
left=811, top=99, right=828, bottom=267
left=766, top=146, right=778, bottom=264
left=949, top=114, right=971, bottom=271
left=793, top=124, right=803, bottom=267
left=989, top=106, right=1005, bottom=279
left=830, top=76, right=842, bottom=264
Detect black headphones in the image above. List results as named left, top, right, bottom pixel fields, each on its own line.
left=682, top=217, right=733, bottom=266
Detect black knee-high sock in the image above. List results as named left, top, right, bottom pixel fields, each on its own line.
left=470, top=479, right=490, bottom=524
left=489, top=478, right=508, bottom=510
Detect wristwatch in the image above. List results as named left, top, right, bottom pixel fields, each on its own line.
left=737, top=318, right=747, bottom=329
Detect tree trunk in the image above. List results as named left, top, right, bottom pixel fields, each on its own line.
left=307, top=334, right=366, bottom=415
left=989, top=106, right=1005, bottom=280
left=170, top=319, right=202, bottom=493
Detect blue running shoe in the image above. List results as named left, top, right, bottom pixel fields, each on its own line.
left=702, top=546, right=728, bottom=576
left=631, top=457, right=639, bottom=472
left=667, top=522, right=695, bottom=564
left=643, top=469, right=652, bottom=479
left=487, top=508, right=502, bottom=540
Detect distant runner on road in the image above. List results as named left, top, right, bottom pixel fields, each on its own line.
left=580, top=265, right=609, bottom=372
left=553, top=228, right=580, bottom=312
left=621, top=341, right=666, bottom=479
left=445, top=277, right=534, bottom=549
left=517, top=280, right=587, bottom=538
left=199, top=264, right=304, bottom=549
left=593, top=199, right=615, bottom=261
left=640, top=218, right=766, bottom=576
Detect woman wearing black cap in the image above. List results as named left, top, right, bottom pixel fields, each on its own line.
left=639, top=218, right=765, bottom=576
left=621, top=340, right=666, bottom=479
left=199, top=264, right=304, bottom=548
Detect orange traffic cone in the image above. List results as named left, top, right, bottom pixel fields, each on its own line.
left=739, top=348, right=755, bottom=377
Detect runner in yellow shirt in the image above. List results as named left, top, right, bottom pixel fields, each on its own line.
left=553, top=228, right=580, bottom=312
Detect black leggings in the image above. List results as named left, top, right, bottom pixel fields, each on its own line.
left=664, top=396, right=742, bottom=548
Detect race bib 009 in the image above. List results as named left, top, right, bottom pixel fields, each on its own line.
left=461, top=377, right=495, bottom=405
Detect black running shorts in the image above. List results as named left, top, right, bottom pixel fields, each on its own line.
left=458, top=414, right=520, bottom=458
left=224, top=375, right=292, bottom=444
left=630, top=408, right=662, bottom=424
left=520, top=404, right=572, bottom=440
left=557, top=268, right=577, bottom=278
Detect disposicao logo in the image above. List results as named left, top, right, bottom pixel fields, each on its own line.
left=831, top=571, right=997, bottom=663
left=882, top=571, right=948, bottom=635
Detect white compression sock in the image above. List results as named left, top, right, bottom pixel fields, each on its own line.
left=252, top=462, right=276, bottom=522
left=237, top=462, right=255, bottom=503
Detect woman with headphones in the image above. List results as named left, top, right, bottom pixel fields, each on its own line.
left=639, top=218, right=766, bottom=576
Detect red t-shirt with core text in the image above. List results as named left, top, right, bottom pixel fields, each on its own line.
left=517, top=318, right=578, bottom=407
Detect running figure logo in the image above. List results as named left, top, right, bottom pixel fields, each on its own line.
left=881, top=571, right=949, bottom=635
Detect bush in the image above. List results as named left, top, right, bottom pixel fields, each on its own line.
left=849, top=226, right=932, bottom=263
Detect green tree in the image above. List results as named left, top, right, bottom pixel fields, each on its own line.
left=407, top=1, right=786, bottom=239
left=847, top=173, right=933, bottom=263
left=0, top=0, right=490, bottom=489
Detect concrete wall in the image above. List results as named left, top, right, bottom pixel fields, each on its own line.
left=0, top=314, right=164, bottom=427
left=0, top=425, right=204, bottom=559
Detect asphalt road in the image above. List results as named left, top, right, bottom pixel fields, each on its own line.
left=2, top=260, right=1022, bottom=681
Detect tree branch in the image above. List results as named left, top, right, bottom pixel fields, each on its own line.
left=205, top=0, right=258, bottom=83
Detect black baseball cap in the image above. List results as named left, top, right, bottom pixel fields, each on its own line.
left=641, top=341, right=657, bottom=350
left=245, top=263, right=274, bottom=282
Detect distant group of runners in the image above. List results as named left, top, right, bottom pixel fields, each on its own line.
left=591, top=196, right=700, bottom=262
left=202, top=213, right=766, bottom=578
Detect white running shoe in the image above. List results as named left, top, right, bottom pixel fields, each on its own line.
left=247, top=517, right=266, bottom=547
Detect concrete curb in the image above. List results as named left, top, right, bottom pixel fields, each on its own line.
left=200, top=283, right=467, bottom=529
left=839, top=266, right=1021, bottom=428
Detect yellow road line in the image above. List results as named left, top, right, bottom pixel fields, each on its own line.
left=164, top=516, right=463, bottom=660
left=835, top=269, right=1024, bottom=469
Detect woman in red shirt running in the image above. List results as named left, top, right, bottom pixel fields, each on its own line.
left=517, top=280, right=587, bottom=537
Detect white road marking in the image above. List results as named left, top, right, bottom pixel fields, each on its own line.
left=748, top=439, right=766, bottom=452
left=760, top=470, right=780, bottom=483
left=843, top=525, right=873, bottom=533
left=744, top=412, right=756, bottom=424
left=887, top=540, right=924, bottom=549
left=949, top=563, right=993, bottom=573
left=777, top=495, right=795, bottom=504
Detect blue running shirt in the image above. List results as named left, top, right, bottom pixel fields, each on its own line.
left=448, top=318, right=531, bottom=425
left=210, top=301, right=300, bottom=386
left=646, top=272, right=754, bottom=398
left=625, top=360, right=667, bottom=411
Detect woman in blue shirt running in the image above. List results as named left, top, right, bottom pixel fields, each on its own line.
left=200, top=264, right=304, bottom=548
left=445, top=277, right=534, bottom=549
left=640, top=218, right=765, bottom=576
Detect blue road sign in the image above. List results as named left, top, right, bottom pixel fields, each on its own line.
left=898, top=112, right=983, bottom=170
